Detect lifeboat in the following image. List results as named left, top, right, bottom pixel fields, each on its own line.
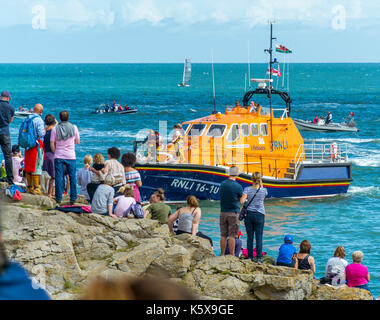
left=134, top=25, right=352, bottom=203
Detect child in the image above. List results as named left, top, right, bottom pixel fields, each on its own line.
left=276, top=235, right=298, bottom=268
left=91, top=174, right=117, bottom=219
left=87, top=153, right=105, bottom=202
left=11, top=145, right=24, bottom=184
left=0, top=161, right=6, bottom=178
left=77, top=154, right=93, bottom=201
left=113, top=184, right=136, bottom=218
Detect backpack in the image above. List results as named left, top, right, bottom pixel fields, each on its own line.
left=123, top=202, right=145, bottom=219
left=18, top=115, right=38, bottom=150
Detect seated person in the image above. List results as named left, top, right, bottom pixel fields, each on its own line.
left=276, top=235, right=298, bottom=268
left=118, top=105, right=123, bottom=111
left=312, top=116, right=319, bottom=124
left=168, top=195, right=213, bottom=247
left=113, top=184, right=136, bottom=218
left=124, top=104, right=130, bottom=110
left=144, top=189, right=171, bottom=224
left=90, top=174, right=117, bottom=219
left=325, top=246, right=348, bottom=286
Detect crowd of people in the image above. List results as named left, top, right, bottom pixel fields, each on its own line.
left=0, top=90, right=374, bottom=299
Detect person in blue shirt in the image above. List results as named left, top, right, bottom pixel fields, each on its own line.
left=276, top=235, right=298, bottom=268
left=219, top=166, right=243, bottom=257
left=0, top=221, right=50, bottom=300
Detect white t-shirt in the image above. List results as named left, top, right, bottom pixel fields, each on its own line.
left=325, top=257, right=348, bottom=285
left=114, top=196, right=136, bottom=217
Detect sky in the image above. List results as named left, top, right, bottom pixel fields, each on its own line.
left=1, top=0, right=379, bottom=63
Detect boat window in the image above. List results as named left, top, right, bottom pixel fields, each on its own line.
left=260, top=107, right=271, bottom=116
left=227, top=124, right=240, bottom=142
left=251, top=123, right=259, bottom=137
left=241, top=124, right=249, bottom=137
left=260, top=123, right=268, bottom=136
left=188, top=124, right=206, bottom=137
left=206, top=124, right=226, bottom=137
left=182, top=123, right=189, bottom=134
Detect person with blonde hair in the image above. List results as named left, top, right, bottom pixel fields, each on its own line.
left=239, top=172, right=268, bottom=262
left=168, top=195, right=213, bottom=247
left=86, top=153, right=105, bottom=202
left=345, top=251, right=371, bottom=293
left=324, top=246, right=348, bottom=285
left=77, top=154, right=93, bottom=201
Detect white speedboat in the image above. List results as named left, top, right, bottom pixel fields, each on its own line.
left=294, top=118, right=359, bottom=132
left=14, top=111, right=32, bottom=119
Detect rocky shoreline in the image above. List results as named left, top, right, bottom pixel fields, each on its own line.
left=0, top=190, right=372, bottom=300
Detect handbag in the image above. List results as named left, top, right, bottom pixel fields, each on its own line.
left=239, top=187, right=261, bottom=221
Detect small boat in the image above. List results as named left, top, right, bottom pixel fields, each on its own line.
left=14, top=111, right=32, bottom=119
left=92, top=106, right=137, bottom=115
left=293, top=118, right=359, bottom=132
left=178, top=58, right=191, bottom=87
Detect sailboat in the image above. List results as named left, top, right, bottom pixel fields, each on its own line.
left=178, top=58, right=191, bottom=87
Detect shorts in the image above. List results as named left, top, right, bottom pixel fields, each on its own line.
left=220, top=212, right=240, bottom=238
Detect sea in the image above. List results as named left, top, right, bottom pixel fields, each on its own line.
left=1, top=63, right=379, bottom=296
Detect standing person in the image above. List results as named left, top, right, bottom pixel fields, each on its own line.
left=0, top=90, right=15, bottom=185
left=77, top=154, right=93, bottom=201
left=144, top=189, right=172, bottom=224
left=23, top=104, right=45, bottom=195
left=219, top=166, right=243, bottom=257
left=325, top=111, right=332, bottom=124
left=50, top=110, right=80, bottom=205
left=345, top=251, right=371, bottom=293
left=276, top=235, right=298, bottom=268
left=42, top=114, right=57, bottom=198
left=11, top=145, right=24, bottom=184
left=296, top=240, right=316, bottom=274
left=240, top=172, right=268, bottom=263
left=168, top=195, right=213, bottom=247
left=170, top=124, right=185, bottom=163
left=121, top=152, right=142, bottom=202
left=325, top=246, right=348, bottom=286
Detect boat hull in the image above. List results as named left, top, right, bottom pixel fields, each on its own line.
left=135, top=163, right=352, bottom=202
left=293, top=119, right=359, bottom=132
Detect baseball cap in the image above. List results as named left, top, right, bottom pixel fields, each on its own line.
left=1, top=90, right=11, bottom=98
left=228, top=166, right=239, bottom=176
left=284, top=235, right=293, bottom=243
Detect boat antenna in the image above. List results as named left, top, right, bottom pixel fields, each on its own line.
left=248, top=41, right=251, bottom=91
left=211, top=50, right=216, bottom=114
left=264, top=21, right=276, bottom=152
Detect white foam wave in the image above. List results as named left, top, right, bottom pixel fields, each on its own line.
left=306, top=138, right=380, bottom=144
left=348, top=186, right=380, bottom=194
left=351, top=155, right=380, bottom=167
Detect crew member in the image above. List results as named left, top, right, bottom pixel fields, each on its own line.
left=124, top=104, right=130, bottom=111
left=325, top=111, right=332, bottom=125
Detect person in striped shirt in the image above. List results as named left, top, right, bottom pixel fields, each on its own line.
left=121, top=152, right=142, bottom=203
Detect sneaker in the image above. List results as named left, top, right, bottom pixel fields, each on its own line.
left=251, top=257, right=258, bottom=263
left=257, top=258, right=263, bottom=264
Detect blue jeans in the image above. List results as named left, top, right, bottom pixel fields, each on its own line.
left=244, top=210, right=265, bottom=259
left=0, top=134, right=13, bottom=182
left=54, top=159, right=77, bottom=203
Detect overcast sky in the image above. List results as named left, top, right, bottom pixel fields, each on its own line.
left=1, top=0, right=378, bottom=63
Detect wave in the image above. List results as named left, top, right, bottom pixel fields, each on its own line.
left=351, top=155, right=380, bottom=167
left=348, top=186, right=380, bottom=194
left=305, top=138, right=380, bottom=144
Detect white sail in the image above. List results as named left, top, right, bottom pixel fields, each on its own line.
left=178, top=58, right=191, bottom=87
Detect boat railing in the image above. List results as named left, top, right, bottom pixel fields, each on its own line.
left=294, top=142, right=349, bottom=177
